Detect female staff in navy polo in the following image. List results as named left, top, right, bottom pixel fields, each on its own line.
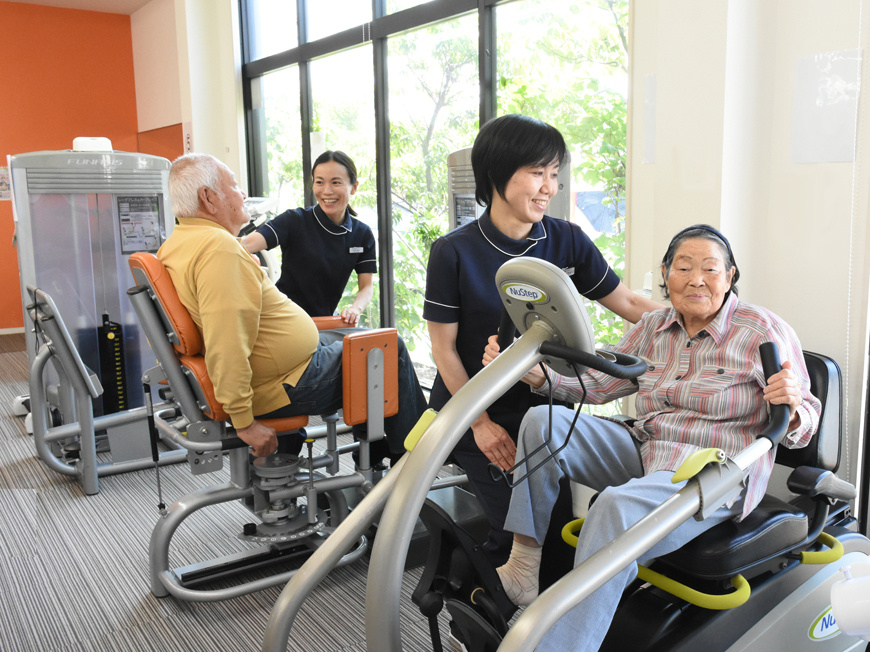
left=423, top=114, right=665, bottom=564
left=242, top=150, right=375, bottom=325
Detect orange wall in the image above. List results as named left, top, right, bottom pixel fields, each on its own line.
left=0, top=2, right=142, bottom=330
left=138, top=124, right=184, bottom=162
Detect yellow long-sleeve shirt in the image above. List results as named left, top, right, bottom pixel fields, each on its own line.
left=157, top=217, right=319, bottom=429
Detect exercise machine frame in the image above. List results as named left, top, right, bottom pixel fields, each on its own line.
left=262, top=257, right=870, bottom=652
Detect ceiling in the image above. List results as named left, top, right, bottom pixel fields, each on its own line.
left=6, top=0, right=153, bottom=15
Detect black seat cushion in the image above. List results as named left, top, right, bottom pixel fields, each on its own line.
left=656, top=494, right=808, bottom=579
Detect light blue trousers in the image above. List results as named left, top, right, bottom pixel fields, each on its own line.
left=504, top=405, right=744, bottom=652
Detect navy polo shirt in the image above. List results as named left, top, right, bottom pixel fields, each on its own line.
left=423, top=209, right=620, bottom=435
left=256, top=205, right=377, bottom=316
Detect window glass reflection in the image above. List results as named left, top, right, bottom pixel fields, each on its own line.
left=260, top=67, right=304, bottom=212
left=247, top=0, right=297, bottom=61
left=306, top=0, right=372, bottom=43
left=497, top=0, right=629, bottom=409
left=385, top=0, right=431, bottom=13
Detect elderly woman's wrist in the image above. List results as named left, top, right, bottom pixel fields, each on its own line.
left=787, top=408, right=802, bottom=432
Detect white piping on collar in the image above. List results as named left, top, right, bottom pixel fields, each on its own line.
left=313, top=204, right=351, bottom=235
left=477, top=218, right=547, bottom=257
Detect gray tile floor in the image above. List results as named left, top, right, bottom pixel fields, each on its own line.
left=0, top=335, right=449, bottom=651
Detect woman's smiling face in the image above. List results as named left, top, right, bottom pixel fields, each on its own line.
left=664, top=237, right=735, bottom=335
left=313, top=160, right=358, bottom=223
left=489, top=161, right=560, bottom=239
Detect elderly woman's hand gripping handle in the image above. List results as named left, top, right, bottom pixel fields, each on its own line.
left=763, top=358, right=804, bottom=433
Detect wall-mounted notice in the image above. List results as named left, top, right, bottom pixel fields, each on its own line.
left=0, top=167, right=10, bottom=201
left=792, top=49, right=861, bottom=163
left=118, top=195, right=162, bottom=253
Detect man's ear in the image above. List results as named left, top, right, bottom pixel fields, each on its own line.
left=199, top=186, right=217, bottom=215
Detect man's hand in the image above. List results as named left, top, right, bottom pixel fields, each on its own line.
left=236, top=419, right=278, bottom=457
left=472, top=413, right=517, bottom=472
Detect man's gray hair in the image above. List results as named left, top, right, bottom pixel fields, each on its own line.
left=168, top=153, right=225, bottom=217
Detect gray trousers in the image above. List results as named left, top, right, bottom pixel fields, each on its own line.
left=504, top=405, right=745, bottom=651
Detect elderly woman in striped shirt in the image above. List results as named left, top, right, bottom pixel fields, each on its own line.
left=483, top=224, right=822, bottom=652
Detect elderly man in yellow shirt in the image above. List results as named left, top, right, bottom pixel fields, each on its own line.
left=157, top=153, right=427, bottom=460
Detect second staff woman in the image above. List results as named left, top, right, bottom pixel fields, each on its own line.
left=243, top=150, right=376, bottom=325
left=423, top=114, right=664, bottom=563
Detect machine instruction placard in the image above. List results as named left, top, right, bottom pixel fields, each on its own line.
left=118, top=195, right=162, bottom=253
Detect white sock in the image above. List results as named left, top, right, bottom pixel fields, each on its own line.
left=496, top=541, right=542, bottom=606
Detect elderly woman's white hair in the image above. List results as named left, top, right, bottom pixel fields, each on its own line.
left=168, top=153, right=225, bottom=217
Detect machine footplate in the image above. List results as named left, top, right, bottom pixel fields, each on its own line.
left=238, top=508, right=328, bottom=545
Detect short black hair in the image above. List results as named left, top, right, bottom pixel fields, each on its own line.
left=471, top=114, right=568, bottom=207
left=312, top=150, right=359, bottom=216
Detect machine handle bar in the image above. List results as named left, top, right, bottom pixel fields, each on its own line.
left=219, top=431, right=304, bottom=451
left=220, top=437, right=248, bottom=451
left=487, top=341, right=646, bottom=488
left=538, top=341, right=648, bottom=380
left=757, top=342, right=790, bottom=448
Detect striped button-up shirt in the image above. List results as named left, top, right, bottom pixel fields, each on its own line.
left=538, top=293, right=821, bottom=520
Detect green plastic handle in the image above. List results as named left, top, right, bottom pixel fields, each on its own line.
left=671, top=448, right=726, bottom=483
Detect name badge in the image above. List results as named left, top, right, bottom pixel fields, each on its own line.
left=349, top=247, right=363, bottom=254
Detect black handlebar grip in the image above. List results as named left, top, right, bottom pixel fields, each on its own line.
left=497, top=308, right=516, bottom=352
left=759, top=341, right=782, bottom=379
left=757, top=342, right=791, bottom=447
left=539, top=341, right=648, bottom=380
left=220, top=436, right=249, bottom=451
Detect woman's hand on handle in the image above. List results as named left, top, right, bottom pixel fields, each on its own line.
left=340, top=306, right=361, bottom=325
left=762, top=359, right=802, bottom=429
left=483, top=334, right=547, bottom=389
left=472, top=413, right=517, bottom=472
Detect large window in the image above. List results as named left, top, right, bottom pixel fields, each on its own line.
left=307, top=1, right=372, bottom=42
left=241, top=0, right=631, bottom=380
left=257, top=66, right=303, bottom=211
left=388, top=14, right=479, bottom=360
left=497, top=0, right=630, bottom=349
left=246, top=1, right=297, bottom=60
left=386, top=0, right=433, bottom=13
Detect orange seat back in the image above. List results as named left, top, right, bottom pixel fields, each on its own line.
left=129, top=252, right=203, bottom=357
left=129, top=252, right=234, bottom=421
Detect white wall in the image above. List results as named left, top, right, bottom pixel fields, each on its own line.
left=131, top=0, right=181, bottom=132
left=132, top=0, right=246, bottom=182
left=175, top=0, right=247, bottom=185
left=626, top=0, right=729, bottom=295
left=627, top=0, right=868, bottom=496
